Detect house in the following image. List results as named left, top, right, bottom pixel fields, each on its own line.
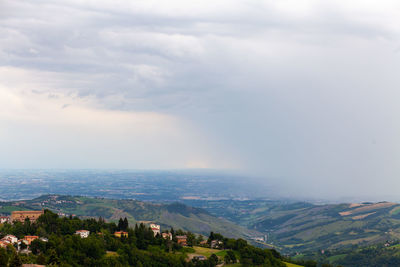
left=193, top=255, right=207, bottom=261
left=199, top=240, right=207, bottom=246
left=176, top=235, right=187, bottom=246
left=150, top=224, right=160, bottom=236
left=11, top=210, right=44, bottom=223
left=24, top=236, right=39, bottom=245
left=2, top=234, right=18, bottom=244
left=0, top=216, right=10, bottom=224
left=0, top=240, right=8, bottom=248
left=162, top=232, right=172, bottom=240
left=114, top=231, right=128, bottom=238
left=75, top=230, right=90, bottom=238
left=210, top=240, right=223, bottom=249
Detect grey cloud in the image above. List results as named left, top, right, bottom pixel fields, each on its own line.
left=1, top=0, right=400, bottom=200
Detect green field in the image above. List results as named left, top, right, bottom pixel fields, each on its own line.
left=0, top=205, right=33, bottom=213
left=284, top=262, right=303, bottom=267
left=191, top=246, right=221, bottom=258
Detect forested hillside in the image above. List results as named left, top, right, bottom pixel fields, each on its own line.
left=0, top=195, right=260, bottom=240
left=186, top=199, right=400, bottom=252
left=0, top=210, right=287, bottom=267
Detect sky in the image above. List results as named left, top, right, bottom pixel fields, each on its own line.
left=1, top=0, right=400, bottom=200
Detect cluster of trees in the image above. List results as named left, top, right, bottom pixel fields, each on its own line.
left=0, top=210, right=287, bottom=266
left=333, top=245, right=400, bottom=266
left=285, top=242, right=400, bottom=267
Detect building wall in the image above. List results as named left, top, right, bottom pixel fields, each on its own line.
left=11, top=210, right=44, bottom=223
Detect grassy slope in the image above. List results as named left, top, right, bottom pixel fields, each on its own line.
left=246, top=202, right=400, bottom=252
left=199, top=200, right=400, bottom=252
left=284, top=263, right=303, bottom=267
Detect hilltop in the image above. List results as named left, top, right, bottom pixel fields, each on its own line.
left=0, top=209, right=288, bottom=267
left=0, top=194, right=260, bottom=240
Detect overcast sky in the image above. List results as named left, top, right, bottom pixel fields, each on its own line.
left=1, top=0, right=400, bottom=200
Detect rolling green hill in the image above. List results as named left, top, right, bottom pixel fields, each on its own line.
left=0, top=195, right=260, bottom=240
left=254, top=201, right=400, bottom=252
left=186, top=199, right=400, bottom=252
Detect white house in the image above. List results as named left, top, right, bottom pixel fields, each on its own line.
left=2, top=235, right=18, bottom=244
left=75, top=230, right=90, bottom=238
left=162, top=232, right=172, bottom=240
left=150, top=224, right=160, bottom=236
left=0, top=216, right=10, bottom=224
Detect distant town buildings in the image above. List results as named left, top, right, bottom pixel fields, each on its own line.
left=114, top=231, right=128, bottom=238
left=11, top=210, right=44, bottom=223
left=150, top=223, right=160, bottom=236
left=75, top=230, right=90, bottom=238
left=176, top=235, right=187, bottom=246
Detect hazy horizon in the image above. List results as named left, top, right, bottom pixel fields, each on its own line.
left=2, top=0, right=400, bottom=200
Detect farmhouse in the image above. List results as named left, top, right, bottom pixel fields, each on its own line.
left=211, top=240, right=223, bottom=249
left=150, top=223, right=160, bottom=236
left=162, top=232, right=172, bottom=240
left=11, top=210, right=44, bottom=223
left=114, top=231, right=128, bottom=238
left=176, top=235, right=187, bottom=246
left=193, top=255, right=207, bottom=261
left=24, top=236, right=39, bottom=245
left=1, top=234, right=18, bottom=244
left=0, top=216, right=10, bottom=224
left=75, top=230, right=90, bottom=238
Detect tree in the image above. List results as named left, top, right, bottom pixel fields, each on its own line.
left=123, top=217, right=129, bottom=230
left=47, top=249, right=60, bottom=265
left=19, top=241, right=27, bottom=250
left=9, top=253, right=22, bottom=267
left=226, top=250, right=236, bottom=263
left=209, top=254, right=218, bottom=266
left=0, top=248, right=9, bottom=266
left=37, top=253, right=46, bottom=265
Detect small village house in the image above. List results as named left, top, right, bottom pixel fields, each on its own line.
left=11, top=210, right=44, bottom=223
left=1, top=234, right=18, bottom=244
left=162, top=232, right=172, bottom=240
left=114, top=231, right=128, bottom=238
left=75, top=230, right=90, bottom=238
left=0, top=241, right=8, bottom=248
left=150, top=223, right=160, bottom=236
left=176, top=235, right=187, bottom=246
left=0, top=216, right=10, bottom=224
left=210, top=240, right=223, bottom=249
left=24, top=236, right=39, bottom=245
left=199, top=240, right=207, bottom=246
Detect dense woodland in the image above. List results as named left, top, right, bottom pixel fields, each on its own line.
left=0, top=210, right=286, bottom=266
left=285, top=242, right=400, bottom=267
